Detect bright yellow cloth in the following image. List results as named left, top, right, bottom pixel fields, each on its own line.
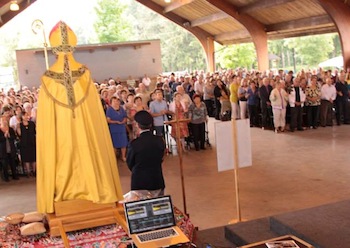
left=36, top=68, right=123, bottom=213
left=229, top=83, right=239, bottom=103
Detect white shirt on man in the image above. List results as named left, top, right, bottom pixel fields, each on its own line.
left=194, top=81, right=204, bottom=95
left=321, top=83, right=337, bottom=101
left=142, top=77, right=151, bottom=87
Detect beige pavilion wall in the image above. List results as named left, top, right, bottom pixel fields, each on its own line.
left=16, top=39, right=162, bottom=88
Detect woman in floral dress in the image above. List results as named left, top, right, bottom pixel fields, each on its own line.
left=129, top=96, right=147, bottom=140
left=169, top=92, right=189, bottom=152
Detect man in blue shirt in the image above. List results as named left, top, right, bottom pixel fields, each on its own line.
left=149, top=89, right=169, bottom=136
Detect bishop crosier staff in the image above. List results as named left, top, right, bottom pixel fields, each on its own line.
left=32, top=20, right=49, bottom=70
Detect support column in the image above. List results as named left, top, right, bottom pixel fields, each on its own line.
left=254, top=35, right=269, bottom=72
left=197, top=37, right=215, bottom=72
left=318, top=0, right=350, bottom=69
left=206, top=0, right=269, bottom=71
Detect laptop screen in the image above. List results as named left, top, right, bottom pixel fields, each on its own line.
left=124, top=195, right=176, bottom=234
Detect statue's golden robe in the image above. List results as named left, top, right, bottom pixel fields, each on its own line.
left=36, top=21, right=123, bottom=213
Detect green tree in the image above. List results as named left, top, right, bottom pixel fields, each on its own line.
left=94, top=0, right=131, bottom=43
left=0, top=33, right=22, bottom=83
left=268, top=39, right=288, bottom=69
left=284, top=34, right=334, bottom=68
left=125, top=0, right=206, bottom=72
left=331, top=34, right=341, bottom=57
left=216, top=43, right=256, bottom=69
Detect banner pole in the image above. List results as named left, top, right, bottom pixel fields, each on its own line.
left=232, top=118, right=241, bottom=222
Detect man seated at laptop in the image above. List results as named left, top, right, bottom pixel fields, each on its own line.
left=126, top=110, right=166, bottom=195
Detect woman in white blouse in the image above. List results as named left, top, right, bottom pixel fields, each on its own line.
left=270, top=80, right=289, bottom=133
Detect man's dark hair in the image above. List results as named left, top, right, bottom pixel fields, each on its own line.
left=138, top=123, right=153, bottom=130
left=1, top=105, right=12, bottom=114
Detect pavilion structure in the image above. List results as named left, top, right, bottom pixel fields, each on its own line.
left=1, top=0, right=350, bottom=71
left=134, top=0, right=350, bottom=72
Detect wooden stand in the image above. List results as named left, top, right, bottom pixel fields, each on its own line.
left=46, top=200, right=127, bottom=247
left=164, top=116, right=190, bottom=215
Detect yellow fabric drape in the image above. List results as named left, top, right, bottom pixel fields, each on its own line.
left=36, top=69, right=123, bottom=213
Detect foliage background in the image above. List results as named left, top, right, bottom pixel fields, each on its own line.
left=0, top=0, right=343, bottom=83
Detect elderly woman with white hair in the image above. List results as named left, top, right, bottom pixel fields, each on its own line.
left=238, top=78, right=249, bottom=119
left=175, top=85, right=192, bottom=111
left=270, top=80, right=289, bottom=133
left=23, top=102, right=36, bottom=123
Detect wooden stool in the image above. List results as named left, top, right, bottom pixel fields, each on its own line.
left=46, top=200, right=126, bottom=247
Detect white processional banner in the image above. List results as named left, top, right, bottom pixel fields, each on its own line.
left=215, top=119, right=252, bottom=172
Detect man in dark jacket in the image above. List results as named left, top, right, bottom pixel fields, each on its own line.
left=335, top=74, right=350, bottom=125
left=259, top=77, right=273, bottom=129
left=126, top=110, right=166, bottom=194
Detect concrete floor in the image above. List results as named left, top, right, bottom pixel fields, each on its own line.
left=1, top=118, right=350, bottom=232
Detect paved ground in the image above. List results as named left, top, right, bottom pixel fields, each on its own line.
left=1, top=118, right=350, bottom=231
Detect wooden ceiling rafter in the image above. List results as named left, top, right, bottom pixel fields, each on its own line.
left=0, top=0, right=344, bottom=61
left=205, top=0, right=269, bottom=70
left=0, top=0, right=36, bottom=28
left=204, top=0, right=265, bottom=35
left=220, top=26, right=338, bottom=45
left=163, top=0, right=195, bottom=13
left=215, top=30, right=250, bottom=41
left=190, top=11, right=230, bottom=27
left=204, top=0, right=267, bottom=47
left=266, top=14, right=333, bottom=32
left=237, top=0, right=297, bottom=14
left=136, top=0, right=214, bottom=41
left=0, top=0, right=9, bottom=9
left=0, top=0, right=346, bottom=71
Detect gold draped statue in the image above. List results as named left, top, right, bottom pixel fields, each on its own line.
left=36, top=21, right=123, bottom=213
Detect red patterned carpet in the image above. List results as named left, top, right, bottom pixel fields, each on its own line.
left=0, top=207, right=195, bottom=247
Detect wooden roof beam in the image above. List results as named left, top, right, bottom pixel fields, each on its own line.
left=215, top=30, right=250, bottom=41
left=221, top=27, right=338, bottom=45
left=266, top=15, right=333, bottom=32
left=268, top=27, right=338, bottom=40
left=191, top=12, right=230, bottom=27
left=318, top=0, right=350, bottom=68
left=205, top=0, right=269, bottom=71
left=136, top=0, right=212, bottom=39
left=136, top=0, right=215, bottom=72
left=0, top=0, right=9, bottom=9
left=164, top=0, right=195, bottom=13
left=238, top=0, right=296, bottom=14
left=0, top=0, right=37, bottom=28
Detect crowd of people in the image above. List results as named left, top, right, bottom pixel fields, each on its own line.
left=98, top=66, right=350, bottom=146
left=100, top=75, right=209, bottom=155
left=1, top=66, right=349, bottom=182
left=0, top=87, right=37, bottom=182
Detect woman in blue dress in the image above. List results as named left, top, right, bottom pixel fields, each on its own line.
left=106, top=97, right=128, bottom=162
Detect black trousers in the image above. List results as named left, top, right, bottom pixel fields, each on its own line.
left=248, top=104, right=258, bottom=127
left=307, top=105, right=320, bottom=128
left=214, top=99, right=221, bottom=120
left=290, top=106, right=303, bottom=130
left=204, top=99, right=215, bottom=117
left=320, top=100, right=333, bottom=126
left=336, top=100, right=349, bottom=124
left=191, top=122, right=205, bottom=150
left=260, top=103, right=272, bottom=128
left=1, top=154, right=18, bottom=181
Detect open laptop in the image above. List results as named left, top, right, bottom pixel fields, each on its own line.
left=124, top=195, right=190, bottom=248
